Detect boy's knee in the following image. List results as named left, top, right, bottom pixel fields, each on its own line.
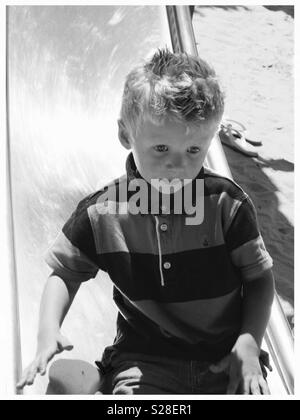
left=47, top=359, right=102, bottom=394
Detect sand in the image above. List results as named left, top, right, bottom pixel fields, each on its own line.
left=192, top=5, right=294, bottom=326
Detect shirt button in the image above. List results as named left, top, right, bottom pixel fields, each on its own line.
left=163, top=262, right=171, bottom=270
left=160, top=223, right=168, bottom=232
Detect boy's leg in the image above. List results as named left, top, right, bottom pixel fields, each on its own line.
left=47, top=359, right=102, bottom=394
left=191, top=361, right=229, bottom=395
left=99, top=353, right=192, bottom=395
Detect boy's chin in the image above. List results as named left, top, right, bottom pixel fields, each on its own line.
left=150, top=177, right=193, bottom=194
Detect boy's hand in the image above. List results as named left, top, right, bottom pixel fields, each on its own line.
left=226, top=343, right=270, bottom=395
left=210, top=336, right=271, bottom=395
left=16, top=332, right=73, bottom=390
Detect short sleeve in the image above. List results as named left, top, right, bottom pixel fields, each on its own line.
left=225, top=195, right=273, bottom=281
left=44, top=197, right=99, bottom=282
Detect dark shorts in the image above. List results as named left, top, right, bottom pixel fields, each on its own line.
left=97, top=352, right=229, bottom=395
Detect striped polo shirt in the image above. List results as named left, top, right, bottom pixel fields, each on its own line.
left=45, top=152, right=273, bottom=364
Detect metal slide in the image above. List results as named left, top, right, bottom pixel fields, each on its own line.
left=2, top=5, right=293, bottom=395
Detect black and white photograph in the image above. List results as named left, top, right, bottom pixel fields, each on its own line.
left=1, top=3, right=295, bottom=401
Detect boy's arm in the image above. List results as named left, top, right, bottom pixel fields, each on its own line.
left=17, top=273, right=81, bottom=390
left=227, top=268, right=275, bottom=394
left=38, top=272, right=80, bottom=338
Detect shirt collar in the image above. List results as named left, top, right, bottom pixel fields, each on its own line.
left=125, top=152, right=205, bottom=216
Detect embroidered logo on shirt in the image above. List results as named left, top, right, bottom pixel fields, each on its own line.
left=203, top=237, right=209, bottom=247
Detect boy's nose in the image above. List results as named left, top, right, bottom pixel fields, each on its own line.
left=166, top=153, right=184, bottom=170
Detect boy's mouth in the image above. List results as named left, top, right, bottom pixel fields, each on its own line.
left=159, top=177, right=193, bottom=184
left=151, top=178, right=193, bottom=194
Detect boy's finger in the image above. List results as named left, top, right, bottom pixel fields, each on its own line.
left=241, top=379, right=251, bottom=395
left=39, top=366, right=47, bottom=376
left=16, top=373, right=27, bottom=389
left=38, top=358, right=48, bottom=376
left=260, top=350, right=272, bottom=371
left=26, top=373, right=36, bottom=386
left=249, top=377, right=260, bottom=395
left=262, top=359, right=272, bottom=372
left=57, top=335, right=74, bottom=352
left=16, top=365, right=34, bottom=389
left=26, top=364, right=39, bottom=386
left=261, top=364, right=268, bottom=379
left=16, top=376, right=27, bottom=389
left=64, top=343, right=74, bottom=351
left=267, top=364, right=273, bottom=372
left=258, top=377, right=270, bottom=395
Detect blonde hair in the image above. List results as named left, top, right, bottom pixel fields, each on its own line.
left=120, top=48, right=224, bottom=138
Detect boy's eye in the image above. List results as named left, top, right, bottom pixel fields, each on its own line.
left=154, top=145, right=168, bottom=152
left=187, top=146, right=200, bottom=154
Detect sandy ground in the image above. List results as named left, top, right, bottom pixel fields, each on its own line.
left=192, top=6, right=294, bottom=326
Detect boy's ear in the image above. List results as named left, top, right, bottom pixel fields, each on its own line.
left=118, top=119, right=132, bottom=150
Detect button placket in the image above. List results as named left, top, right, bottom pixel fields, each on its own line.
left=160, top=219, right=170, bottom=268
left=154, top=216, right=166, bottom=287
left=154, top=215, right=174, bottom=287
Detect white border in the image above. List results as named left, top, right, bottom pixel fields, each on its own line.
left=1, top=1, right=297, bottom=401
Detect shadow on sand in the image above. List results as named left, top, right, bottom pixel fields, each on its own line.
left=263, top=6, right=294, bottom=18
left=192, top=5, right=294, bottom=19
left=222, top=144, right=294, bottom=328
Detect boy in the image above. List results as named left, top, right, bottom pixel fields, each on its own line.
left=17, top=48, right=274, bottom=394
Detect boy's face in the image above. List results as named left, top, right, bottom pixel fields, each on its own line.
left=119, top=117, right=219, bottom=184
